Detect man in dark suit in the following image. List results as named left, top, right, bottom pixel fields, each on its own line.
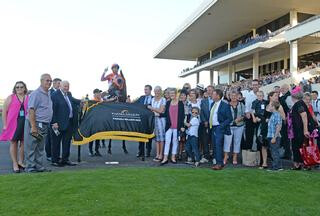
left=200, top=85, right=214, bottom=163
left=209, top=89, right=233, bottom=170
left=46, top=78, right=61, bottom=161
left=135, top=85, right=153, bottom=159
left=51, top=80, right=80, bottom=166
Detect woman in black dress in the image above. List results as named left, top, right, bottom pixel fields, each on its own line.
left=290, top=88, right=315, bottom=170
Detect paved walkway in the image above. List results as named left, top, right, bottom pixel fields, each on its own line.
left=0, top=121, right=197, bottom=174
left=1, top=121, right=318, bottom=174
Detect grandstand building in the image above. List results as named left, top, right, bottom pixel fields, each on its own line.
left=154, top=0, right=320, bottom=86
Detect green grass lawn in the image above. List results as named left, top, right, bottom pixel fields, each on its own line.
left=0, top=168, right=319, bottom=216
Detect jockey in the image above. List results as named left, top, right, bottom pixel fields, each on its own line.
left=101, top=63, right=126, bottom=101
left=101, top=63, right=123, bottom=89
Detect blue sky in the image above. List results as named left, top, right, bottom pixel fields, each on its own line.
left=0, top=0, right=207, bottom=99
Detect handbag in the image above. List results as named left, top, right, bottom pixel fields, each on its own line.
left=299, top=138, right=320, bottom=166
left=242, top=150, right=260, bottom=167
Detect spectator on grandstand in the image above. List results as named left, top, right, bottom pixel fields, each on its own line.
left=148, top=86, right=166, bottom=162
left=160, top=88, right=185, bottom=165
left=223, top=90, right=245, bottom=165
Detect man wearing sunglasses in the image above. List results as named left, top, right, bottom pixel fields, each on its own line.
left=24, top=74, right=53, bottom=173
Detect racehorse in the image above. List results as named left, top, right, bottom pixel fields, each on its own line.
left=103, top=69, right=129, bottom=155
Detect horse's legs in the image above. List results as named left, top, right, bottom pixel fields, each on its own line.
left=122, top=140, right=128, bottom=154
left=108, top=140, right=112, bottom=154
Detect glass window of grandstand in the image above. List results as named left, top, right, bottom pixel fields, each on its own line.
left=211, top=44, right=228, bottom=59
left=299, top=51, right=320, bottom=70
left=298, top=13, right=315, bottom=23
left=198, top=52, right=210, bottom=65
left=236, top=68, right=253, bottom=81
left=256, top=13, right=290, bottom=36
left=230, top=32, right=253, bottom=49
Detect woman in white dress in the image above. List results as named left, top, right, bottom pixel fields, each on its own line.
left=148, top=86, right=166, bottom=162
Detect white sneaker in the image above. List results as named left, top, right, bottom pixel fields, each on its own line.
left=185, top=157, right=194, bottom=165
left=194, top=162, right=200, bottom=167
left=212, top=158, right=217, bottom=165
left=200, top=158, right=209, bottom=164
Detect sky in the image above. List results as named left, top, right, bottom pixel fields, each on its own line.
left=0, top=0, right=210, bottom=99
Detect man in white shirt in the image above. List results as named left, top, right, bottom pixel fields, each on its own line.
left=209, top=89, right=233, bottom=170
left=244, top=79, right=260, bottom=150
left=311, top=91, right=320, bottom=123
left=51, top=81, right=80, bottom=167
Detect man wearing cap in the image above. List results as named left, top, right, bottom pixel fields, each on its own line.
left=196, top=84, right=205, bottom=100
left=88, top=89, right=104, bottom=156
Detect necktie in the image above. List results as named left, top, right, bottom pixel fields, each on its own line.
left=144, top=96, right=150, bottom=105
left=64, top=93, right=73, bottom=118
left=209, top=102, right=218, bottom=128
left=209, top=99, right=213, bottom=111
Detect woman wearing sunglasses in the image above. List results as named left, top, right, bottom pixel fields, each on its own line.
left=0, top=81, right=29, bottom=173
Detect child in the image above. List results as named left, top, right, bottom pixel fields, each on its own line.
left=267, top=101, right=283, bottom=171
left=185, top=107, right=201, bottom=167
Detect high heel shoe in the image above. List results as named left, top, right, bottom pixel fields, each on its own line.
left=18, top=164, right=25, bottom=170
left=160, top=160, right=168, bottom=166
left=291, top=166, right=302, bottom=170
left=13, top=168, right=20, bottom=173
left=171, top=159, right=177, bottom=164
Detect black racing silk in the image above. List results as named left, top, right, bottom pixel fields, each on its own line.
left=73, top=101, right=155, bottom=145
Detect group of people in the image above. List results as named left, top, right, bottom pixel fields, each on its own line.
left=1, top=70, right=320, bottom=173
left=136, top=79, right=320, bottom=171
left=0, top=74, right=80, bottom=173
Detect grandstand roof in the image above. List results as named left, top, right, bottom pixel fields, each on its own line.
left=154, top=0, right=320, bottom=61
